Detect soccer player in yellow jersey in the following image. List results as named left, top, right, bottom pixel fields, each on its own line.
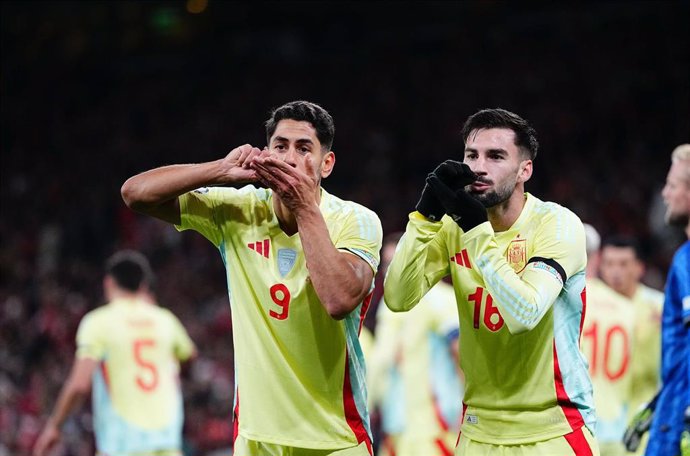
left=599, top=236, right=664, bottom=421
left=384, top=108, right=598, bottom=455
left=33, top=250, right=196, bottom=456
left=121, top=101, right=383, bottom=455
left=369, top=233, right=462, bottom=456
left=581, top=224, right=636, bottom=456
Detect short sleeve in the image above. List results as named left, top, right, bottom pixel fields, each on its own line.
left=336, top=206, right=383, bottom=273
left=169, top=312, right=196, bottom=361
left=76, top=312, right=106, bottom=361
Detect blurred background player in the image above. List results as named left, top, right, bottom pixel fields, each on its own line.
left=581, top=224, right=636, bottom=456
left=644, top=144, right=690, bottom=456
left=121, top=101, right=383, bottom=455
left=33, top=250, right=196, bottom=456
left=384, top=108, right=598, bottom=455
left=599, top=236, right=663, bottom=422
left=368, top=232, right=463, bottom=456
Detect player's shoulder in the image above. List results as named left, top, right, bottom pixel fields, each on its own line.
left=529, top=194, right=581, bottom=223
left=79, top=304, right=112, bottom=328
left=322, top=188, right=381, bottom=223
left=672, top=240, right=690, bottom=262
left=637, top=283, right=664, bottom=305
left=197, top=184, right=271, bottom=203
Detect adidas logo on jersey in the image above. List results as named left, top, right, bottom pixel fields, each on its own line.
left=248, top=239, right=270, bottom=258
left=450, top=249, right=472, bottom=269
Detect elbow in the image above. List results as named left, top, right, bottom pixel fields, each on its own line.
left=382, top=289, right=412, bottom=313
left=121, top=178, right=141, bottom=210
left=324, top=295, right=361, bottom=320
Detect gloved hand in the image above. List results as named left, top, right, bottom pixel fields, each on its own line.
left=425, top=174, right=488, bottom=232
left=415, top=160, right=477, bottom=222
left=623, top=398, right=657, bottom=452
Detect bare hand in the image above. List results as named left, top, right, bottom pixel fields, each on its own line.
left=250, top=153, right=320, bottom=214
left=33, top=423, right=60, bottom=456
left=220, top=144, right=269, bottom=184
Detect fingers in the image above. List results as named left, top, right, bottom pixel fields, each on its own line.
left=435, top=160, right=477, bottom=187
left=426, top=174, right=457, bottom=201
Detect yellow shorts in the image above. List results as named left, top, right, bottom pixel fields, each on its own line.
left=456, top=427, right=600, bottom=456
left=232, top=436, right=372, bottom=456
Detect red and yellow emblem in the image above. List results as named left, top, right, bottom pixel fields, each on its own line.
left=507, top=238, right=527, bottom=273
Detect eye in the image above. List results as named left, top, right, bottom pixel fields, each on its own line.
left=275, top=144, right=286, bottom=151
left=464, top=152, right=477, bottom=160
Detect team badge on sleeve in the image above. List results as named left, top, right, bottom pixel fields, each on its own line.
left=278, top=249, right=297, bottom=277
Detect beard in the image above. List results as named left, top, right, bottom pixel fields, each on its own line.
left=469, top=175, right=518, bottom=209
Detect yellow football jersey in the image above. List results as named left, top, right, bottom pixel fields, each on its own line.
left=371, top=281, right=462, bottom=456
left=384, top=193, right=595, bottom=445
left=628, top=284, right=663, bottom=416
left=581, top=278, right=635, bottom=453
left=76, top=297, right=195, bottom=454
left=177, top=185, right=382, bottom=449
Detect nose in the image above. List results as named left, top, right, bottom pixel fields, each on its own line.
left=661, top=184, right=670, bottom=201
left=467, top=157, right=487, bottom=176
left=283, top=147, right=299, bottom=167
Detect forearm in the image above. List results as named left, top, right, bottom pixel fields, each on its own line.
left=47, top=383, right=88, bottom=428
left=384, top=212, right=446, bottom=312
left=297, top=206, right=369, bottom=320
left=122, top=161, right=228, bottom=211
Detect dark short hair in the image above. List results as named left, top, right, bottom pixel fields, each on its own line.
left=105, top=250, right=153, bottom=292
left=265, top=101, right=335, bottom=151
left=461, top=108, right=539, bottom=160
left=601, top=236, right=641, bottom=259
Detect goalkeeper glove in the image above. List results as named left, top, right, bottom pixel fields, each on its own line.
left=426, top=173, right=488, bottom=232
left=623, top=395, right=658, bottom=452
left=415, top=160, right=477, bottom=221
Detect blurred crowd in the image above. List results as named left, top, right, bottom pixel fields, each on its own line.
left=1, top=1, right=688, bottom=454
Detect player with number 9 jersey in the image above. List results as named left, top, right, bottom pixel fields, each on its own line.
left=77, top=296, right=195, bottom=455
left=176, top=184, right=382, bottom=449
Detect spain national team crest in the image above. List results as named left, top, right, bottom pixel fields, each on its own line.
left=507, top=238, right=527, bottom=273
left=277, top=248, right=297, bottom=277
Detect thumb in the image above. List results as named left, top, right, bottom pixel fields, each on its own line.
left=426, top=174, right=456, bottom=202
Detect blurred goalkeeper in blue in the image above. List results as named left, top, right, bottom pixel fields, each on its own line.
left=631, top=144, right=690, bottom=456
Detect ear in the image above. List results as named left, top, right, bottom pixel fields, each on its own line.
left=103, top=276, right=115, bottom=300
left=320, top=151, right=335, bottom=178
left=518, top=159, right=533, bottom=184
left=634, top=259, right=645, bottom=281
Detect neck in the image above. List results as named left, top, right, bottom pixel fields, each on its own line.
left=107, top=289, right=141, bottom=302
left=487, top=189, right=527, bottom=232
left=273, top=188, right=322, bottom=236
left=621, top=283, right=638, bottom=299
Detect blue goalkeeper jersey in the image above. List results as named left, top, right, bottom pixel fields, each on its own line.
left=646, top=240, right=690, bottom=456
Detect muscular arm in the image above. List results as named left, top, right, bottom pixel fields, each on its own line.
left=296, top=206, right=374, bottom=319
left=121, top=145, right=265, bottom=224
left=33, top=357, right=98, bottom=456
left=384, top=212, right=449, bottom=312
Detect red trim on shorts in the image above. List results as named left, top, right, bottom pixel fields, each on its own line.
left=232, top=389, right=239, bottom=448
left=435, top=438, right=454, bottom=456
left=564, top=427, right=593, bottom=456
left=578, top=288, right=587, bottom=342
left=552, top=341, right=585, bottom=431
left=342, top=351, right=372, bottom=452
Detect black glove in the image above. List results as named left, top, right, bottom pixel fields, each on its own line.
left=623, top=394, right=658, bottom=452
left=415, top=160, right=477, bottom=221
left=426, top=174, right=487, bottom=231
